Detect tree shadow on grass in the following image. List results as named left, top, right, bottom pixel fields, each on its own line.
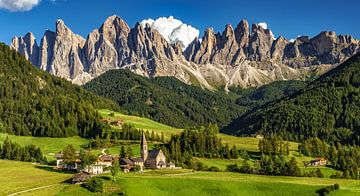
left=35, top=165, right=76, bottom=174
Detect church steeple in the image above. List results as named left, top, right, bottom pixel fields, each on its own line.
left=140, top=131, right=148, bottom=161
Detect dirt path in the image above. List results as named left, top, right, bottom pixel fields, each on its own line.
left=8, top=184, right=58, bottom=196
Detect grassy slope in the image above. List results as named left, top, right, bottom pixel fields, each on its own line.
left=0, top=160, right=71, bottom=196
left=99, top=109, right=182, bottom=139
left=0, top=133, right=89, bottom=160
left=27, top=171, right=360, bottom=196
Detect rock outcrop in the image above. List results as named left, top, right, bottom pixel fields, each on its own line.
left=10, top=16, right=360, bottom=89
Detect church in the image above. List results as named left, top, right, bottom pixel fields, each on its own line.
left=141, top=132, right=167, bottom=169
left=120, top=131, right=167, bottom=171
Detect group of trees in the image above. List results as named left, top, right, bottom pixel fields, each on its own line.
left=0, top=43, right=118, bottom=138
left=164, top=124, right=244, bottom=166
left=89, top=124, right=163, bottom=149
left=227, top=156, right=301, bottom=177
left=229, top=54, right=360, bottom=145
left=258, top=135, right=290, bottom=156
left=299, top=137, right=360, bottom=179
left=227, top=137, right=301, bottom=177
left=0, top=137, right=45, bottom=163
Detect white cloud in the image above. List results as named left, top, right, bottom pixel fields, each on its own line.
left=140, top=16, right=199, bottom=50
left=257, top=22, right=276, bottom=40
left=0, top=0, right=40, bottom=12
left=258, top=22, right=268, bottom=30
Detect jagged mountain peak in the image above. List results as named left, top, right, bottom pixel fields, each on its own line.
left=10, top=16, right=360, bottom=89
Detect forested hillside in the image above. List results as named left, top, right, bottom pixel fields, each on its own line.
left=226, top=53, right=360, bottom=145
left=84, top=69, right=307, bottom=128
left=84, top=69, right=246, bottom=128
left=0, top=43, right=119, bottom=137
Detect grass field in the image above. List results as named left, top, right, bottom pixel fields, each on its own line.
left=0, top=160, right=71, bottom=196
left=99, top=109, right=182, bottom=138
left=0, top=133, right=89, bottom=160
left=2, top=160, right=359, bottom=196
left=27, top=170, right=360, bottom=196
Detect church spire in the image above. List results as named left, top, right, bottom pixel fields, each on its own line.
left=141, top=131, right=148, bottom=161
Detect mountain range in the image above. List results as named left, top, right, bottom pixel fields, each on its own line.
left=10, top=16, right=360, bottom=89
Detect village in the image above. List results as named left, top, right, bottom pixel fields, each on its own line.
left=55, top=132, right=179, bottom=183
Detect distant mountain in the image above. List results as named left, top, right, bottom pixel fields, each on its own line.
left=83, top=68, right=307, bottom=129
left=10, top=16, right=360, bottom=89
left=0, top=43, right=118, bottom=137
left=225, top=52, right=360, bottom=145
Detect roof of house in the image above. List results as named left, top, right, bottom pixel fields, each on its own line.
left=148, top=149, right=162, bottom=159
left=55, top=153, right=63, bottom=159
left=99, top=154, right=113, bottom=162
left=120, top=158, right=134, bottom=166
left=130, top=157, right=144, bottom=163
left=72, top=172, right=91, bottom=182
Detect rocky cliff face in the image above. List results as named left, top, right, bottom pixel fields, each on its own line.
left=10, top=16, right=360, bottom=89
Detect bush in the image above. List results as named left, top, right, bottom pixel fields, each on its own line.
left=133, top=165, right=142, bottom=172
left=83, top=178, right=103, bottom=193
left=207, top=166, right=220, bottom=172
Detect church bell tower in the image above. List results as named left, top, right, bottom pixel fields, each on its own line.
left=141, top=131, right=148, bottom=161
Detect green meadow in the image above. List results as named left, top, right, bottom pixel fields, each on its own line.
left=14, top=168, right=360, bottom=196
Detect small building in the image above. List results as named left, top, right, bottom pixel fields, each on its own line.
left=82, top=163, right=104, bottom=175
left=72, top=172, right=91, bottom=184
left=310, top=157, right=327, bottom=166
left=130, top=157, right=144, bottom=171
left=110, top=119, right=124, bottom=127
left=98, top=154, right=114, bottom=167
left=167, top=162, right=176, bottom=169
left=54, top=152, right=80, bottom=170
left=120, top=158, right=135, bottom=172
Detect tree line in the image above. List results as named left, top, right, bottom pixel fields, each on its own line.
left=0, top=137, right=45, bottom=163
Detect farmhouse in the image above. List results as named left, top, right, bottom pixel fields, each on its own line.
left=55, top=152, right=115, bottom=175
left=310, top=157, right=327, bottom=166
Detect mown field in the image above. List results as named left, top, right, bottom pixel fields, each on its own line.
left=0, top=160, right=72, bottom=196
left=99, top=109, right=182, bottom=139
left=17, top=168, right=360, bottom=196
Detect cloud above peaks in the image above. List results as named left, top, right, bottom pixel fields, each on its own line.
left=258, top=22, right=268, bottom=30
left=140, top=16, right=199, bottom=50
left=0, top=0, right=41, bottom=12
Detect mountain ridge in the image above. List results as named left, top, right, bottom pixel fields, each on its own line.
left=224, top=52, right=360, bottom=145
left=10, top=16, right=360, bottom=89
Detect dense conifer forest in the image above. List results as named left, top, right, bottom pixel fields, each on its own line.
left=226, top=53, right=360, bottom=145
left=0, top=43, right=119, bottom=138
left=84, top=69, right=306, bottom=129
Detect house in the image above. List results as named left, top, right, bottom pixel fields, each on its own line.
left=120, top=158, right=135, bottom=172
left=72, top=172, right=91, bottom=184
left=130, top=157, right=144, bottom=171
left=110, top=119, right=124, bottom=127
left=140, top=132, right=167, bottom=169
left=309, top=158, right=327, bottom=166
left=54, top=152, right=81, bottom=170
left=167, top=162, right=176, bottom=169
left=98, top=154, right=114, bottom=167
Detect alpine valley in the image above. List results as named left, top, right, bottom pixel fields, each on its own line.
left=2, top=5, right=360, bottom=196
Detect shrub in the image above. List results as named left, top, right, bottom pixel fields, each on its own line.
left=133, top=165, right=142, bottom=172
left=83, top=178, right=103, bottom=193
left=207, top=166, right=220, bottom=172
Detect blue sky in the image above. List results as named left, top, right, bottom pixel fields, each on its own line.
left=1, top=0, right=359, bottom=44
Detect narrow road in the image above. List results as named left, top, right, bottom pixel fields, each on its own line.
left=8, top=184, right=58, bottom=196
left=101, top=148, right=106, bottom=155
